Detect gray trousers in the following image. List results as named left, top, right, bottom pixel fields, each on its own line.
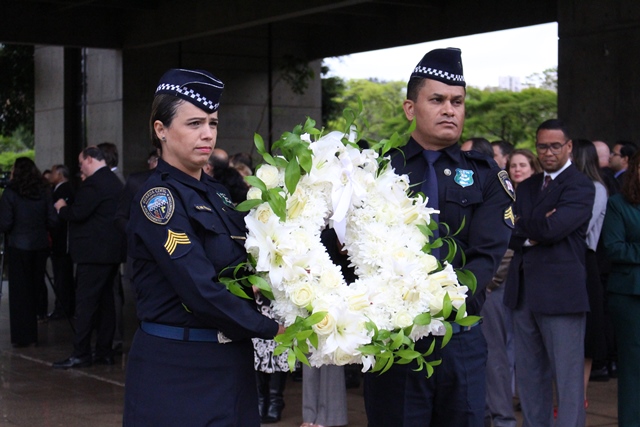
left=481, top=286, right=516, bottom=427
left=512, top=306, right=586, bottom=427
left=302, top=364, right=348, bottom=426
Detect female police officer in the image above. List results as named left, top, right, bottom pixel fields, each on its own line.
left=123, top=69, right=284, bottom=426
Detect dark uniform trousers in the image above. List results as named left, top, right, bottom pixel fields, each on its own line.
left=50, top=253, right=75, bottom=316
left=73, top=263, right=118, bottom=359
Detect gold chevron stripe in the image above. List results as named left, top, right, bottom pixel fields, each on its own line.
left=164, top=230, right=191, bottom=255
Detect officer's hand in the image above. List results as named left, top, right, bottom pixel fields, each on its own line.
left=276, top=324, right=286, bottom=336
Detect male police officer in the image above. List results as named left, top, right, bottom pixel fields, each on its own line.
left=363, top=48, right=514, bottom=426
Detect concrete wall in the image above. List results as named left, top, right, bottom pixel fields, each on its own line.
left=34, top=45, right=65, bottom=172
left=122, top=38, right=322, bottom=175
left=558, top=0, right=640, bottom=143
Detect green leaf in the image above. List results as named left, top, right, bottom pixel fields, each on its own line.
left=267, top=189, right=287, bottom=222
left=441, top=323, right=453, bottom=348
left=293, top=346, right=310, bottom=367
left=226, top=283, right=252, bottom=299
left=247, top=275, right=272, bottom=293
left=455, top=302, right=467, bottom=322
left=235, top=198, right=263, bottom=212
left=456, top=315, right=482, bottom=327
left=359, top=345, right=382, bottom=355
left=390, top=329, right=405, bottom=350
left=442, top=293, right=453, bottom=319
left=413, top=312, right=431, bottom=326
left=395, top=349, right=421, bottom=360
left=287, top=349, right=298, bottom=371
left=254, top=133, right=266, bottom=155
left=303, top=311, right=328, bottom=327
left=285, top=157, right=301, bottom=195
left=296, top=329, right=313, bottom=341
left=245, top=175, right=267, bottom=193
left=308, top=332, right=319, bottom=350
left=456, top=268, right=477, bottom=294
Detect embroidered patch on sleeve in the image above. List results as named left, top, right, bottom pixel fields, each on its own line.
left=498, top=170, right=516, bottom=201
left=164, top=229, right=192, bottom=257
left=140, top=187, right=175, bottom=225
left=504, top=206, right=515, bottom=228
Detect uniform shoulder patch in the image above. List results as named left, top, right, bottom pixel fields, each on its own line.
left=498, top=170, right=516, bottom=201
left=140, top=187, right=175, bottom=225
left=504, top=206, right=515, bottom=228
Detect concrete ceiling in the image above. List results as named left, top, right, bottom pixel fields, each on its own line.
left=1, top=0, right=557, bottom=59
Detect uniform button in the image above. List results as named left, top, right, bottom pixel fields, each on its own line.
left=461, top=198, right=468, bottom=204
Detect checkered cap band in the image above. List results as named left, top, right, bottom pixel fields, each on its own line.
left=413, top=66, right=465, bottom=83
left=156, top=83, right=220, bottom=112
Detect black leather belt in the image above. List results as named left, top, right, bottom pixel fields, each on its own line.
left=141, top=321, right=224, bottom=343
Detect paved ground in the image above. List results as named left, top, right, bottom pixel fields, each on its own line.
left=0, top=278, right=620, bottom=426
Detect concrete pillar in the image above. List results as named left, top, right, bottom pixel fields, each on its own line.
left=34, top=45, right=65, bottom=172
left=558, top=0, right=640, bottom=142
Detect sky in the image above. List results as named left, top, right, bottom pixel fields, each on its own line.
left=323, top=22, right=558, bottom=89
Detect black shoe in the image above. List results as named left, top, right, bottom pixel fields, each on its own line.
left=52, top=356, right=92, bottom=369
left=589, top=366, right=610, bottom=382
left=47, top=311, right=67, bottom=320
left=608, top=361, right=618, bottom=378
left=93, top=356, right=115, bottom=365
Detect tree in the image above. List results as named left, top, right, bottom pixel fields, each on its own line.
left=325, top=78, right=407, bottom=142
left=462, top=86, right=557, bottom=150
left=524, top=67, right=557, bottom=92
left=0, top=44, right=34, bottom=136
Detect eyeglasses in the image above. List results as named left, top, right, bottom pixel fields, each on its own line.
left=536, top=140, right=570, bottom=154
left=610, top=152, right=622, bottom=157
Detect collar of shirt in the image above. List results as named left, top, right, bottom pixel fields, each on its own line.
left=404, top=137, right=462, bottom=164
left=545, top=158, right=572, bottom=181
left=156, top=158, right=208, bottom=192
left=614, top=168, right=626, bottom=178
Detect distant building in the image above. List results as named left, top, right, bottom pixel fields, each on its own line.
left=498, top=76, right=522, bottom=92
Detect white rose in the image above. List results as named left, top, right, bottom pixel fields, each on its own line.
left=347, top=290, right=370, bottom=311
left=256, top=164, right=280, bottom=189
left=333, top=347, right=356, bottom=366
left=247, top=186, right=262, bottom=200
left=393, top=310, right=414, bottom=329
left=254, top=203, right=274, bottom=224
left=312, top=312, right=336, bottom=335
left=290, top=283, right=314, bottom=308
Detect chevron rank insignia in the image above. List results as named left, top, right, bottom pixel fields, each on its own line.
left=498, top=170, right=516, bottom=201
left=164, top=229, right=192, bottom=258
left=504, top=206, right=515, bottom=228
left=141, top=187, right=175, bottom=225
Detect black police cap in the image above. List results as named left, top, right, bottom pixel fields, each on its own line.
left=155, top=68, right=224, bottom=113
left=410, top=48, right=465, bottom=87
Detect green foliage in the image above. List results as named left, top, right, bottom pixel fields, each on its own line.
left=0, top=149, right=34, bottom=172
left=0, top=44, right=34, bottom=135
left=524, top=67, right=558, bottom=92
left=326, top=78, right=407, bottom=142
left=462, top=86, right=557, bottom=150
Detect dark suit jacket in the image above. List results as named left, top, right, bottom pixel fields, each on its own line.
left=58, top=166, right=125, bottom=264
left=51, top=180, right=75, bottom=255
left=504, top=164, right=594, bottom=314
left=115, top=169, right=154, bottom=234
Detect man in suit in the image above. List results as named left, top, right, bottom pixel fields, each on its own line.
left=52, top=146, right=125, bottom=368
left=48, top=164, right=75, bottom=320
left=609, top=140, right=637, bottom=188
left=364, top=48, right=514, bottom=427
left=504, top=119, right=595, bottom=426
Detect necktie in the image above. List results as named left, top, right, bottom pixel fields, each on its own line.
left=542, top=175, right=552, bottom=190
left=421, top=150, right=441, bottom=259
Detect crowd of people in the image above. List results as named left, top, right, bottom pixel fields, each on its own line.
left=0, top=49, right=638, bottom=427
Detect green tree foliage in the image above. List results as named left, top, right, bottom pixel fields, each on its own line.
left=321, top=70, right=557, bottom=150
left=0, top=44, right=34, bottom=136
left=524, top=67, right=558, bottom=92
left=462, top=87, right=557, bottom=150
left=325, top=78, right=407, bottom=142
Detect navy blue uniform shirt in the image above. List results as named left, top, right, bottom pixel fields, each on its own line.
left=127, top=159, right=278, bottom=341
left=391, top=138, right=514, bottom=315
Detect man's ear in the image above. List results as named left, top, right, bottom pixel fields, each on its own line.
left=402, top=99, right=415, bottom=121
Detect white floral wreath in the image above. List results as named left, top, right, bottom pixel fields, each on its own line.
left=234, top=118, right=477, bottom=375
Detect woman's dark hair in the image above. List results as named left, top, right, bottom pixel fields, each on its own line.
left=149, top=94, right=185, bottom=150
left=572, top=139, right=604, bottom=187
left=622, top=151, right=640, bottom=205
left=217, top=167, right=249, bottom=204
left=9, top=157, right=48, bottom=199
